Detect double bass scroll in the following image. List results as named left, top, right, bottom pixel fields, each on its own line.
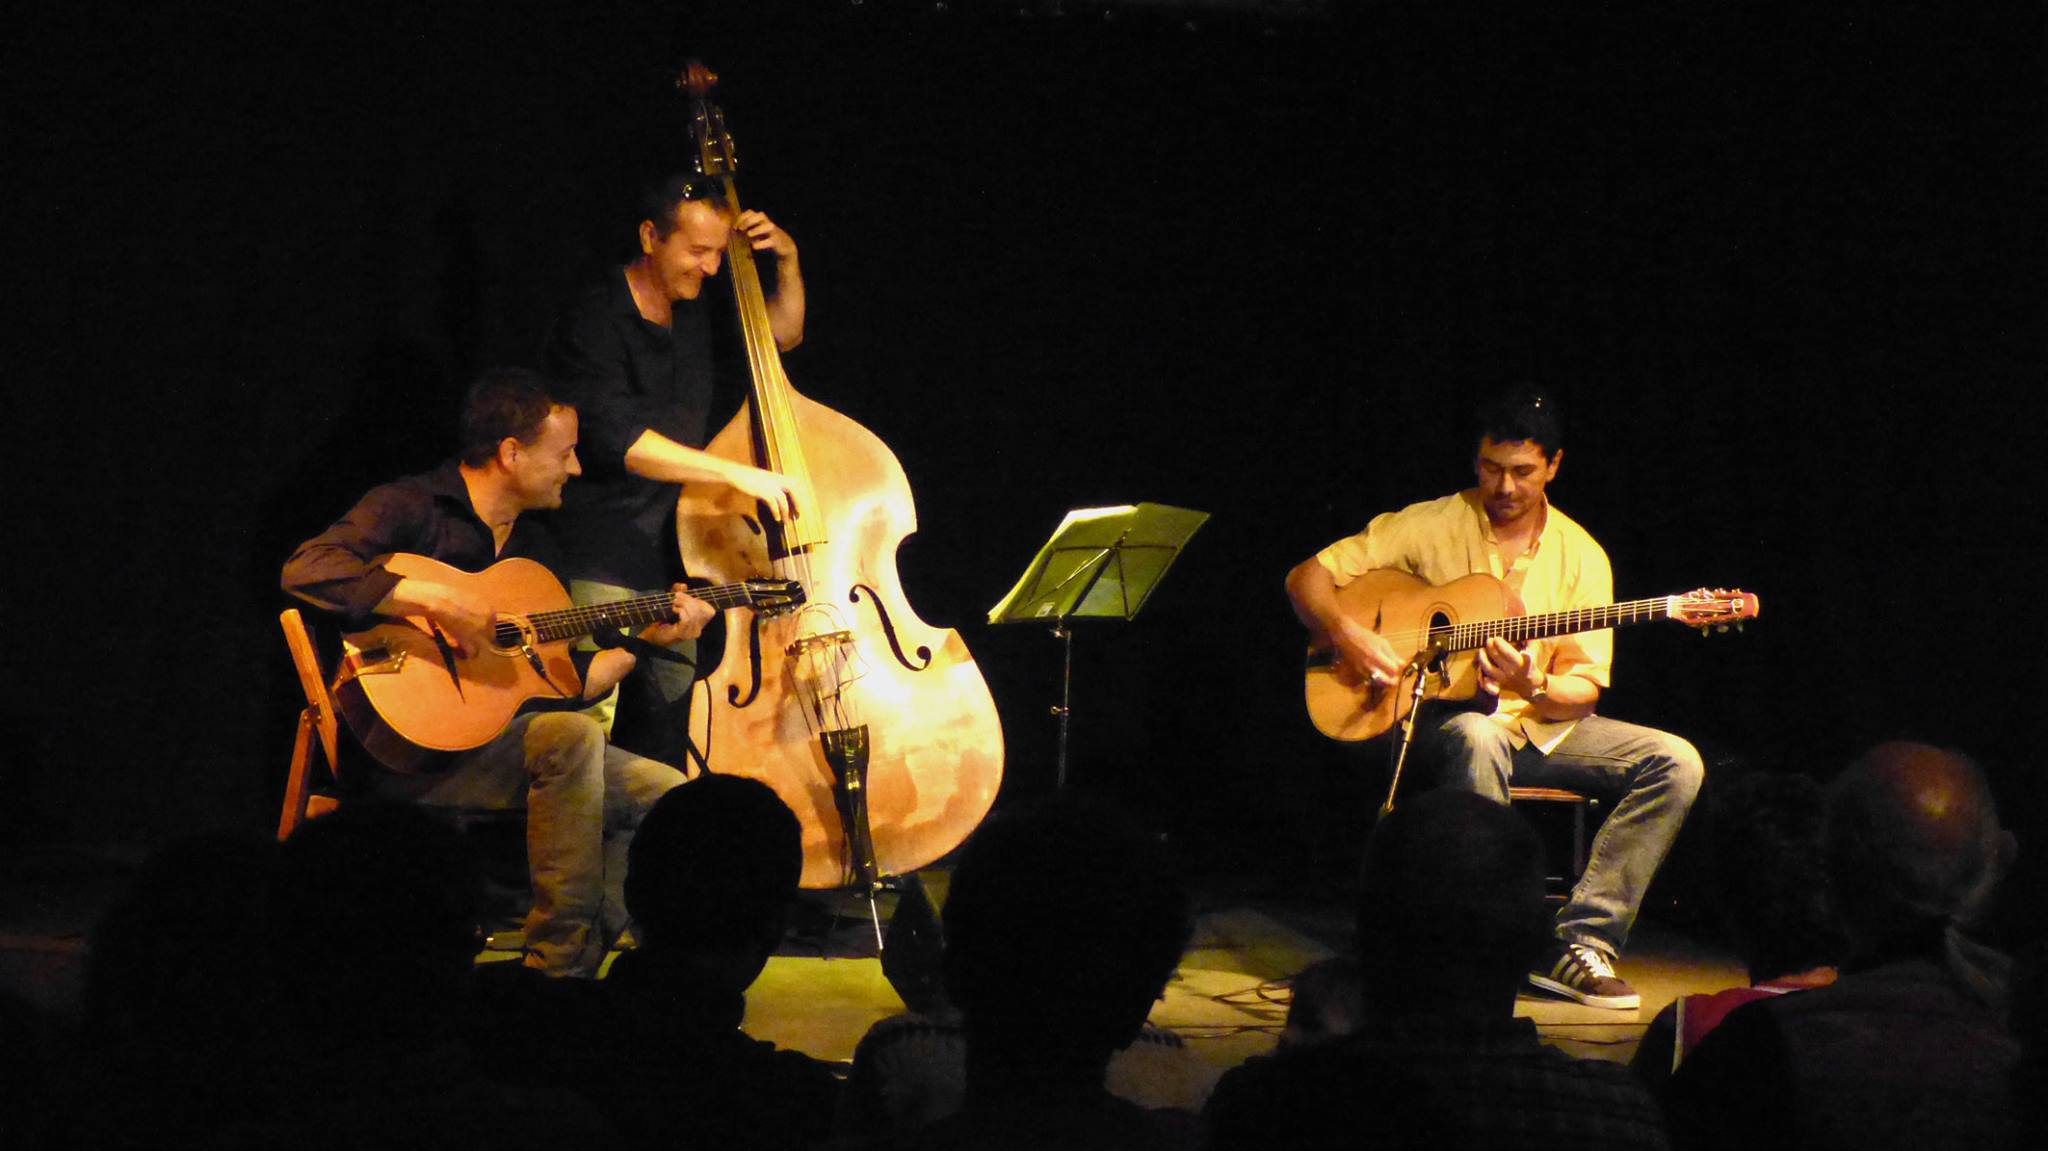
left=674, top=62, right=1005, bottom=892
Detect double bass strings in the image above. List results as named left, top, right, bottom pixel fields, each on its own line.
left=715, top=174, right=868, bottom=738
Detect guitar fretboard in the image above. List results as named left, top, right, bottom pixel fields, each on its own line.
left=1434, top=597, right=1677, bottom=653
left=491, top=584, right=761, bottom=647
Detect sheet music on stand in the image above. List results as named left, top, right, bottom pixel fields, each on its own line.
left=988, top=503, right=1209, bottom=625
left=988, top=502, right=1209, bottom=786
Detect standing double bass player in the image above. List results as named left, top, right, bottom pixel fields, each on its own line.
left=547, top=169, right=808, bottom=766
left=549, top=67, right=1003, bottom=923
left=670, top=64, right=1004, bottom=918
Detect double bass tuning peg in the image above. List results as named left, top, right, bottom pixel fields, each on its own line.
left=677, top=60, right=718, bottom=96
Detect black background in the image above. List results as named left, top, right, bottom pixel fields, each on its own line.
left=7, top=2, right=2043, bottom=922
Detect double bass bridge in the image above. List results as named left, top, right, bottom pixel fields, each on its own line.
left=784, top=605, right=868, bottom=735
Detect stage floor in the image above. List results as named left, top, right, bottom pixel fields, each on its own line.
left=2, top=845, right=1744, bottom=1102
left=726, top=892, right=1742, bottom=1084
left=482, top=878, right=1741, bottom=1091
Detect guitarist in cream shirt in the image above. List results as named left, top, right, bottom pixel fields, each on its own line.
left=283, top=367, right=715, bottom=978
left=1286, top=389, right=1703, bottom=1011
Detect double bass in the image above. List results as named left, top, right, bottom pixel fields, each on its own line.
left=674, top=64, right=1005, bottom=898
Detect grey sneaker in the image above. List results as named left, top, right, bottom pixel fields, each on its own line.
left=1529, top=942, right=1641, bottom=1010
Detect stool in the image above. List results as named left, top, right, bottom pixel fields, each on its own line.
left=1508, top=786, right=1597, bottom=884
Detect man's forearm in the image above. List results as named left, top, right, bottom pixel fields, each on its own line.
left=1525, top=671, right=1599, bottom=721
left=1285, top=556, right=1347, bottom=639
left=767, top=259, right=805, bottom=351
left=623, top=430, right=749, bottom=486
left=582, top=649, right=637, bottom=700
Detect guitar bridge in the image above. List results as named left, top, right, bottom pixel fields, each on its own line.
left=334, top=647, right=408, bottom=689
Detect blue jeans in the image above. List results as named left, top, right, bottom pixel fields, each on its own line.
left=569, top=578, right=698, bottom=767
left=370, top=710, right=686, bottom=976
left=1429, top=710, right=1703, bottom=957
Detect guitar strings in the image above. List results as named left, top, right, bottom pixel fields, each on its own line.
left=1367, top=596, right=1681, bottom=652
left=510, top=585, right=769, bottom=644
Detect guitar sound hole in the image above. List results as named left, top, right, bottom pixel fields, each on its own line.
left=1425, top=611, right=1453, bottom=676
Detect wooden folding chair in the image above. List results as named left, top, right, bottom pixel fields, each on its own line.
left=279, top=606, right=532, bottom=943
left=278, top=607, right=348, bottom=841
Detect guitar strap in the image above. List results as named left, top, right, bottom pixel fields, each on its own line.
left=681, top=734, right=711, bottom=777
left=586, top=629, right=712, bottom=775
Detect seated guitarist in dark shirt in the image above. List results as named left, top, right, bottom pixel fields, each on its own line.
left=282, top=367, right=714, bottom=977
left=1285, top=389, right=1703, bottom=1011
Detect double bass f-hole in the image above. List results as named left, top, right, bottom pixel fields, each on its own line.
left=727, top=610, right=767, bottom=709
left=850, top=583, right=933, bottom=671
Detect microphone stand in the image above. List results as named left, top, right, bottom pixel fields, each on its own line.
left=1377, top=648, right=1439, bottom=818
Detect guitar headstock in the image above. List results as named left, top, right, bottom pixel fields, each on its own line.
left=1673, top=588, right=1760, bottom=633
left=743, top=578, right=807, bottom=617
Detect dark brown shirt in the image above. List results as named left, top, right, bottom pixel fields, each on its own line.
left=280, top=460, right=571, bottom=628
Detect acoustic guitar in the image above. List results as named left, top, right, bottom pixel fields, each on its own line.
left=334, top=552, right=804, bottom=773
left=1304, top=569, right=1757, bottom=742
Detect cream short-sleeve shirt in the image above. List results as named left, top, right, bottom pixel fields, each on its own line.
left=1316, top=490, right=1613, bottom=752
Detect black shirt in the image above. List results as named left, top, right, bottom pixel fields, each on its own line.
left=546, top=269, right=720, bottom=589
left=280, top=460, right=574, bottom=630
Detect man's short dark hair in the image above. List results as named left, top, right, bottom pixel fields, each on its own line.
left=270, top=802, right=486, bottom=1044
left=1470, top=386, right=1564, bottom=459
left=640, top=172, right=733, bottom=238
left=457, top=367, right=568, bottom=467
left=624, top=775, right=803, bottom=952
left=1357, top=789, right=1550, bottom=991
left=942, top=795, right=1192, bottom=1052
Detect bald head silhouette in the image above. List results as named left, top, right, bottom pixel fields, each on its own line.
left=1827, top=741, right=2014, bottom=959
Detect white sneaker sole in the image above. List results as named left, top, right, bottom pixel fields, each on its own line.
left=1527, top=970, right=1641, bottom=1010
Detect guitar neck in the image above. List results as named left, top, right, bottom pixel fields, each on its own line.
left=507, top=583, right=760, bottom=646
left=1438, top=597, right=1679, bottom=653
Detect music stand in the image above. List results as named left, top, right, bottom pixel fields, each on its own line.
left=988, top=503, right=1209, bottom=787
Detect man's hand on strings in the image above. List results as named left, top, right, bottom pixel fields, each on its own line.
left=722, top=463, right=801, bottom=522
left=735, top=210, right=798, bottom=262
left=735, top=209, right=805, bottom=350
left=415, top=583, right=496, bottom=657
left=1334, top=619, right=1405, bottom=690
left=1478, top=637, right=1544, bottom=699
left=641, top=587, right=717, bottom=647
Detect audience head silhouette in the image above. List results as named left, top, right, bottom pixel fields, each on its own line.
left=1706, top=772, right=1845, bottom=982
left=942, top=795, right=1192, bottom=1081
left=270, top=801, right=486, bottom=1049
left=1357, top=788, right=1550, bottom=1017
left=1825, top=741, right=2013, bottom=958
left=1279, top=956, right=1363, bottom=1052
left=74, top=831, right=281, bottom=1147
left=84, top=830, right=280, bottom=1053
left=624, top=774, right=802, bottom=984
